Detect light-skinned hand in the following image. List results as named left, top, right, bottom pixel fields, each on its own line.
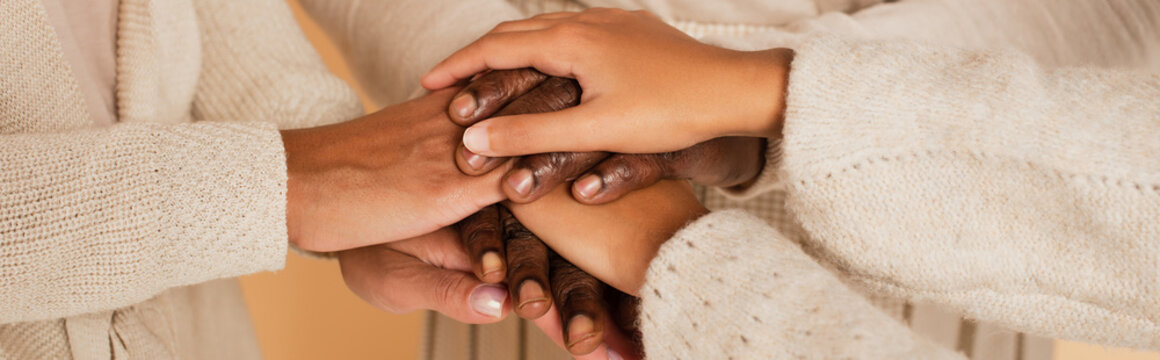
left=422, top=8, right=793, bottom=157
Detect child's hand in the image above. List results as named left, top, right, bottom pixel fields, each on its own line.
left=422, top=8, right=793, bottom=157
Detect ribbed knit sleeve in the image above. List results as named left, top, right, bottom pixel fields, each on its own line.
left=0, top=122, right=288, bottom=323
left=779, top=35, right=1160, bottom=349
left=639, top=210, right=964, bottom=359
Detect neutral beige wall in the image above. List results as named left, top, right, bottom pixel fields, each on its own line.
left=236, top=1, right=1160, bottom=359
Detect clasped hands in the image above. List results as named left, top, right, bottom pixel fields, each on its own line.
left=279, top=70, right=761, bottom=359
left=281, top=9, right=789, bottom=358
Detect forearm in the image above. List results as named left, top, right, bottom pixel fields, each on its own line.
left=0, top=122, right=289, bottom=323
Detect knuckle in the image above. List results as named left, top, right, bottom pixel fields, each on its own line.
left=434, top=273, right=472, bottom=310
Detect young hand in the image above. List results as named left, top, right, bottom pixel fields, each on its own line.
left=423, top=8, right=793, bottom=157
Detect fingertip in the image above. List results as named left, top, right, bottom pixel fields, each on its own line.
left=463, top=123, right=494, bottom=156
left=478, top=252, right=506, bottom=283
left=566, top=314, right=604, bottom=355
left=573, top=174, right=603, bottom=200
left=514, top=280, right=551, bottom=319
left=467, top=283, right=510, bottom=320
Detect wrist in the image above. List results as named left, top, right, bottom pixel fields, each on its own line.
left=280, top=129, right=311, bottom=248
left=728, top=48, right=793, bottom=140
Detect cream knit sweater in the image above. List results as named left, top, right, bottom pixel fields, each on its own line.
left=1, top=0, right=360, bottom=357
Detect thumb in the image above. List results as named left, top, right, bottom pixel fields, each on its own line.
left=409, top=268, right=514, bottom=324
left=341, top=243, right=512, bottom=324
left=462, top=106, right=604, bottom=157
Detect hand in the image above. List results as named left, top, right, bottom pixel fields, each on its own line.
left=452, top=70, right=766, bottom=205
left=281, top=88, right=510, bottom=252
left=337, top=228, right=513, bottom=323
left=508, top=180, right=708, bottom=296
left=458, top=205, right=642, bottom=359
left=422, top=8, right=793, bottom=157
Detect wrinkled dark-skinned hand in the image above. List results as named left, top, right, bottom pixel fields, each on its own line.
left=449, top=69, right=766, bottom=205
left=460, top=205, right=642, bottom=359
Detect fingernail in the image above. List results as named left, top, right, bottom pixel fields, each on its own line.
left=469, top=284, right=507, bottom=318
left=566, top=315, right=597, bottom=348
left=506, top=169, right=534, bottom=196
left=607, top=348, right=623, bottom=360
left=575, top=174, right=603, bottom=199
left=462, top=147, right=489, bottom=170
left=463, top=124, right=491, bottom=154
left=517, top=281, right=547, bottom=310
left=480, top=252, right=503, bottom=279
left=451, top=92, right=477, bottom=119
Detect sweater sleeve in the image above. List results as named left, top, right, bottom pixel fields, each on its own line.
left=297, top=0, right=524, bottom=106
left=0, top=122, right=289, bottom=323
left=715, top=0, right=1160, bottom=199
left=192, top=0, right=363, bottom=129
left=639, top=210, right=965, bottom=359
left=778, top=35, right=1160, bottom=349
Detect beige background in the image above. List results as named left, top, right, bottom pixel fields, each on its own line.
left=236, top=2, right=1160, bottom=359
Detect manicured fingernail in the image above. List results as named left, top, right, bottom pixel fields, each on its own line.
left=480, top=252, right=503, bottom=279
left=462, top=147, right=489, bottom=170
left=507, top=169, right=534, bottom=196
left=468, top=284, right=507, bottom=318
left=451, top=92, right=477, bottom=119
left=517, top=281, right=547, bottom=310
left=575, top=174, right=603, bottom=199
left=607, top=348, right=623, bottom=360
left=566, top=315, right=596, bottom=348
left=463, top=124, right=491, bottom=154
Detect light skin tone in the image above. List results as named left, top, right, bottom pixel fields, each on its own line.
left=422, top=8, right=793, bottom=158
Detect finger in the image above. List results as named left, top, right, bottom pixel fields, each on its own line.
left=338, top=238, right=511, bottom=324
left=489, top=18, right=559, bottom=34
left=605, top=289, right=643, bottom=353
left=504, top=151, right=609, bottom=203
left=673, top=136, right=766, bottom=187
left=449, top=68, right=548, bottom=126
left=570, top=153, right=672, bottom=204
left=499, top=206, right=552, bottom=319
left=456, top=142, right=509, bottom=176
left=457, top=206, right=506, bottom=283
left=455, top=76, right=583, bottom=175
left=422, top=30, right=577, bottom=90
left=461, top=105, right=602, bottom=157
left=550, top=251, right=608, bottom=356
left=531, top=11, right=579, bottom=20
left=529, top=304, right=623, bottom=360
